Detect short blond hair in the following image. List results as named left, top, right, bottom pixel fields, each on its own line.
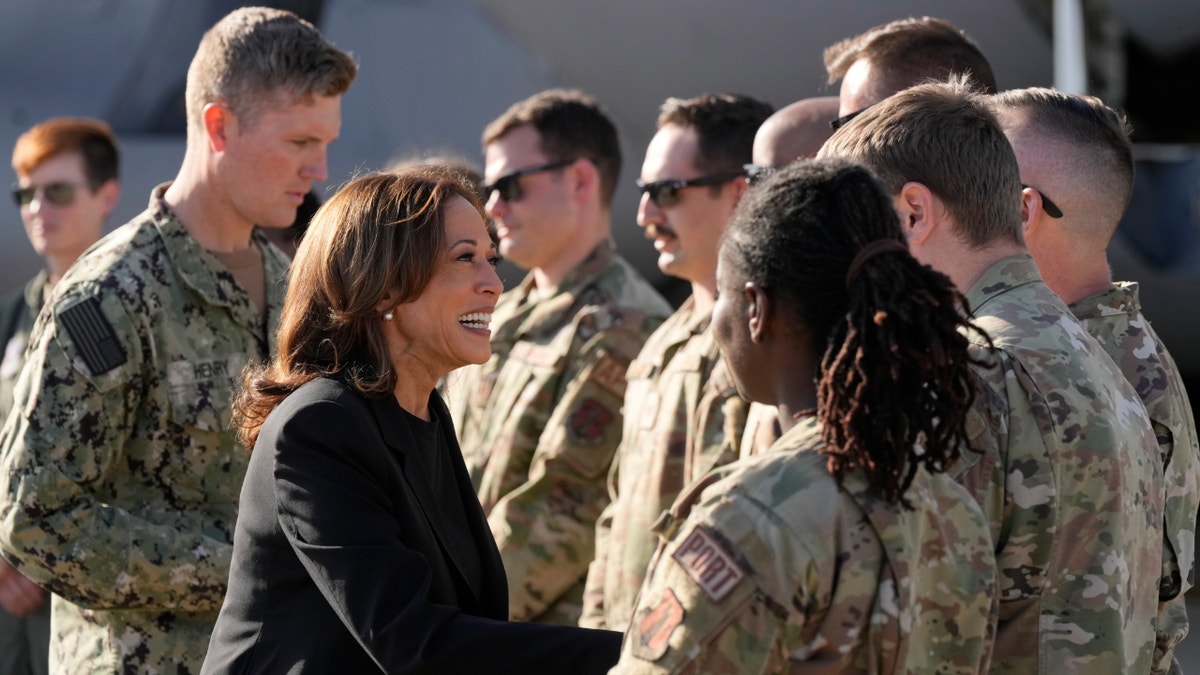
left=185, top=6, right=356, bottom=133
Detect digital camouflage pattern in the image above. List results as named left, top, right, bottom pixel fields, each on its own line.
left=0, top=271, right=48, bottom=419
left=446, top=239, right=670, bottom=624
left=612, top=417, right=999, bottom=674
left=953, top=255, right=1163, bottom=674
left=579, top=299, right=753, bottom=631
left=0, top=187, right=289, bottom=674
left=1070, top=281, right=1200, bottom=675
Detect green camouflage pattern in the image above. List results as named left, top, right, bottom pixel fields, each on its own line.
left=579, top=299, right=751, bottom=631
left=612, top=417, right=998, bottom=674
left=0, top=187, right=289, bottom=674
left=0, top=271, right=48, bottom=419
left=1070, top=281, right=1199, bottom=675
left=953, top=255, right=1163, bottom=674
left=445, top=239, right=670, bottom=624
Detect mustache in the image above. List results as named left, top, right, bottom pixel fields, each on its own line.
left=644, top=224, right=676, bottom=239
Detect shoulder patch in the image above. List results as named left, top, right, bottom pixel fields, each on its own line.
left=671, top=525, right=747, bottom=602
left=590, top=352, right=629, bottom=397
left=568, top=397, right=615, bottom=445
left=59, top=297, right=127, bottom=376
left=631, top=587, right=685, bottom=662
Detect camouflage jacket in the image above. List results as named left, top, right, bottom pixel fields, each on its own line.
left=0, top=270, right=48, bottom=419
left=1071, top=281, right=1200, bottom=675
left=953, top=255, right=1163, bottom=674
left=446, top=239, right=670, bottom=624
left=612, top=417, right=999, bottom=674
left=0, top=187, right=289, bottom=674
left=580, top=299, right=749, bottom=631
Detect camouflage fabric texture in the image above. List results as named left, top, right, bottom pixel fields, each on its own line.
left=611, top=417, right=999, bottom=674
left=739, top=402, right=780, bottom=460
left=0, top=187, right=289, bottom=674
left=579, top=299, right=751, bottom=631
left=0, top=271, right=48, bottom=420
left=446, top=239, right=671, bottom=624
left=953, top=255, right=1164, bottom=674
left=1070, top=281, right=1200, bottom=675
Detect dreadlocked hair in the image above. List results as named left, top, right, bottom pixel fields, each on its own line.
left=726, top=157, right=989, bottom=507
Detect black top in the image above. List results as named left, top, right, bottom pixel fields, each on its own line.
left=403, top=405, right=482, bottom=594
left=200, top=377, right=620, bottom=674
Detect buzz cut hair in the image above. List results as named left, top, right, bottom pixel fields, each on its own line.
left=185, top=6, right=357, bottom=134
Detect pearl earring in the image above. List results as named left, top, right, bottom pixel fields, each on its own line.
left=383, top=310, right=394, bottom=321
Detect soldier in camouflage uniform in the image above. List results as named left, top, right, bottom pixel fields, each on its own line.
left=0, top=9, right=356, bottom=673
left=580, top=94, right=774, bottom=631
left=614, top=158, right=998, bottom=674
left=0, top=118, right=119, bottom=675
left=446, top=90, right=671, bottom=625
left=823, top=16, right=998, bottom=118
left=822, top=78, right=1164, bottom=673
left=993, top=87, right=1200, bottom=675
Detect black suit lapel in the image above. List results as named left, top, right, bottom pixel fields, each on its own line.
left=368, top=392, right=492, bottom=613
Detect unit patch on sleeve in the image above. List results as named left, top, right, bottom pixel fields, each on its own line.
left=568, top=397, right=614, bottom=445
left=671, top=525, right=747, bottom=602
left=59, top=297, right=127, bottom=376
left=631, top=587, right=685, bottom=661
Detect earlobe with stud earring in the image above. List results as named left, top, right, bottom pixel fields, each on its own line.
left=383, top=310, right=394, bottom=321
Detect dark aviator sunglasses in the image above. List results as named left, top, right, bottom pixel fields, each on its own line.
left=636, top=170, right=746, bottom=208
left=12, top=182, right=84, bottom=208
left=482, top=158, right=578, bottom=203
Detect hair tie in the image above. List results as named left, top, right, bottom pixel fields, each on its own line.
left=845, top=239, right=908, bottom=288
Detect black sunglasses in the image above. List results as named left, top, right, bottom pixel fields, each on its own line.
left=829, top=103, right=876, bottom=131
left=743, top=163, right=776, bottom=186
left=1022, top=184, right=1063, bottom=218
left=482, top=158, right=577, bottom=203
left=12, top=182, right=82, bottom=208
left=636, top=171, right=746, bottom=208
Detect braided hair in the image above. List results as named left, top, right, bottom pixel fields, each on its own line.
left=723, top=157, right=987, bottom=506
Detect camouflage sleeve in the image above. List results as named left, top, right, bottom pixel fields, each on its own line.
left=579, top=463, right=619, bottom=629
left=612, top=487, right=812, bottom=674
left=0, top=293, right=231, bottom=611
left=488, top=324, right=640, bottom=622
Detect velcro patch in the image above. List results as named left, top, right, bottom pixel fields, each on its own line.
left=59, top=297, right=126, bottom=376
left=631, top=587, right=685, bottom=662
left=590, top=353, right=628, bottom=397
left=568, top=398, right=614, bottom=445
left=671, top=525, right=746, bottom=602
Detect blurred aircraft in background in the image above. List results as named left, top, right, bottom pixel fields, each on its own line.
left=1, top=0, right=1197, bottom=380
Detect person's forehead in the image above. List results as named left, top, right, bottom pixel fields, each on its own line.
left=838, top=58, right=878, bottom=117
left=483, top=125, right=545, bottom=181
left=641, top=123, right=700, bottom=179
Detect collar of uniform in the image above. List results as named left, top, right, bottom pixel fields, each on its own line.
left=147, top=183, right=273, bottom=334
left=23, top=268, right=50, bottom=318
left=962, top=254, right=1044, bottom=317
left=1067, top=281, right=1140, bottom=321
left=491, top=239, right=619, bottom=344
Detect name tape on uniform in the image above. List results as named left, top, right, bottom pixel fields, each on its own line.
left=671, top=525, right=746, bottom=602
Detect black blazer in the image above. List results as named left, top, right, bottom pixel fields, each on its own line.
left=201, top=377, right=620, bottom=674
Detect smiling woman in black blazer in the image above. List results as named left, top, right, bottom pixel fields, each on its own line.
left=200, top=168, right=621, bottom=674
